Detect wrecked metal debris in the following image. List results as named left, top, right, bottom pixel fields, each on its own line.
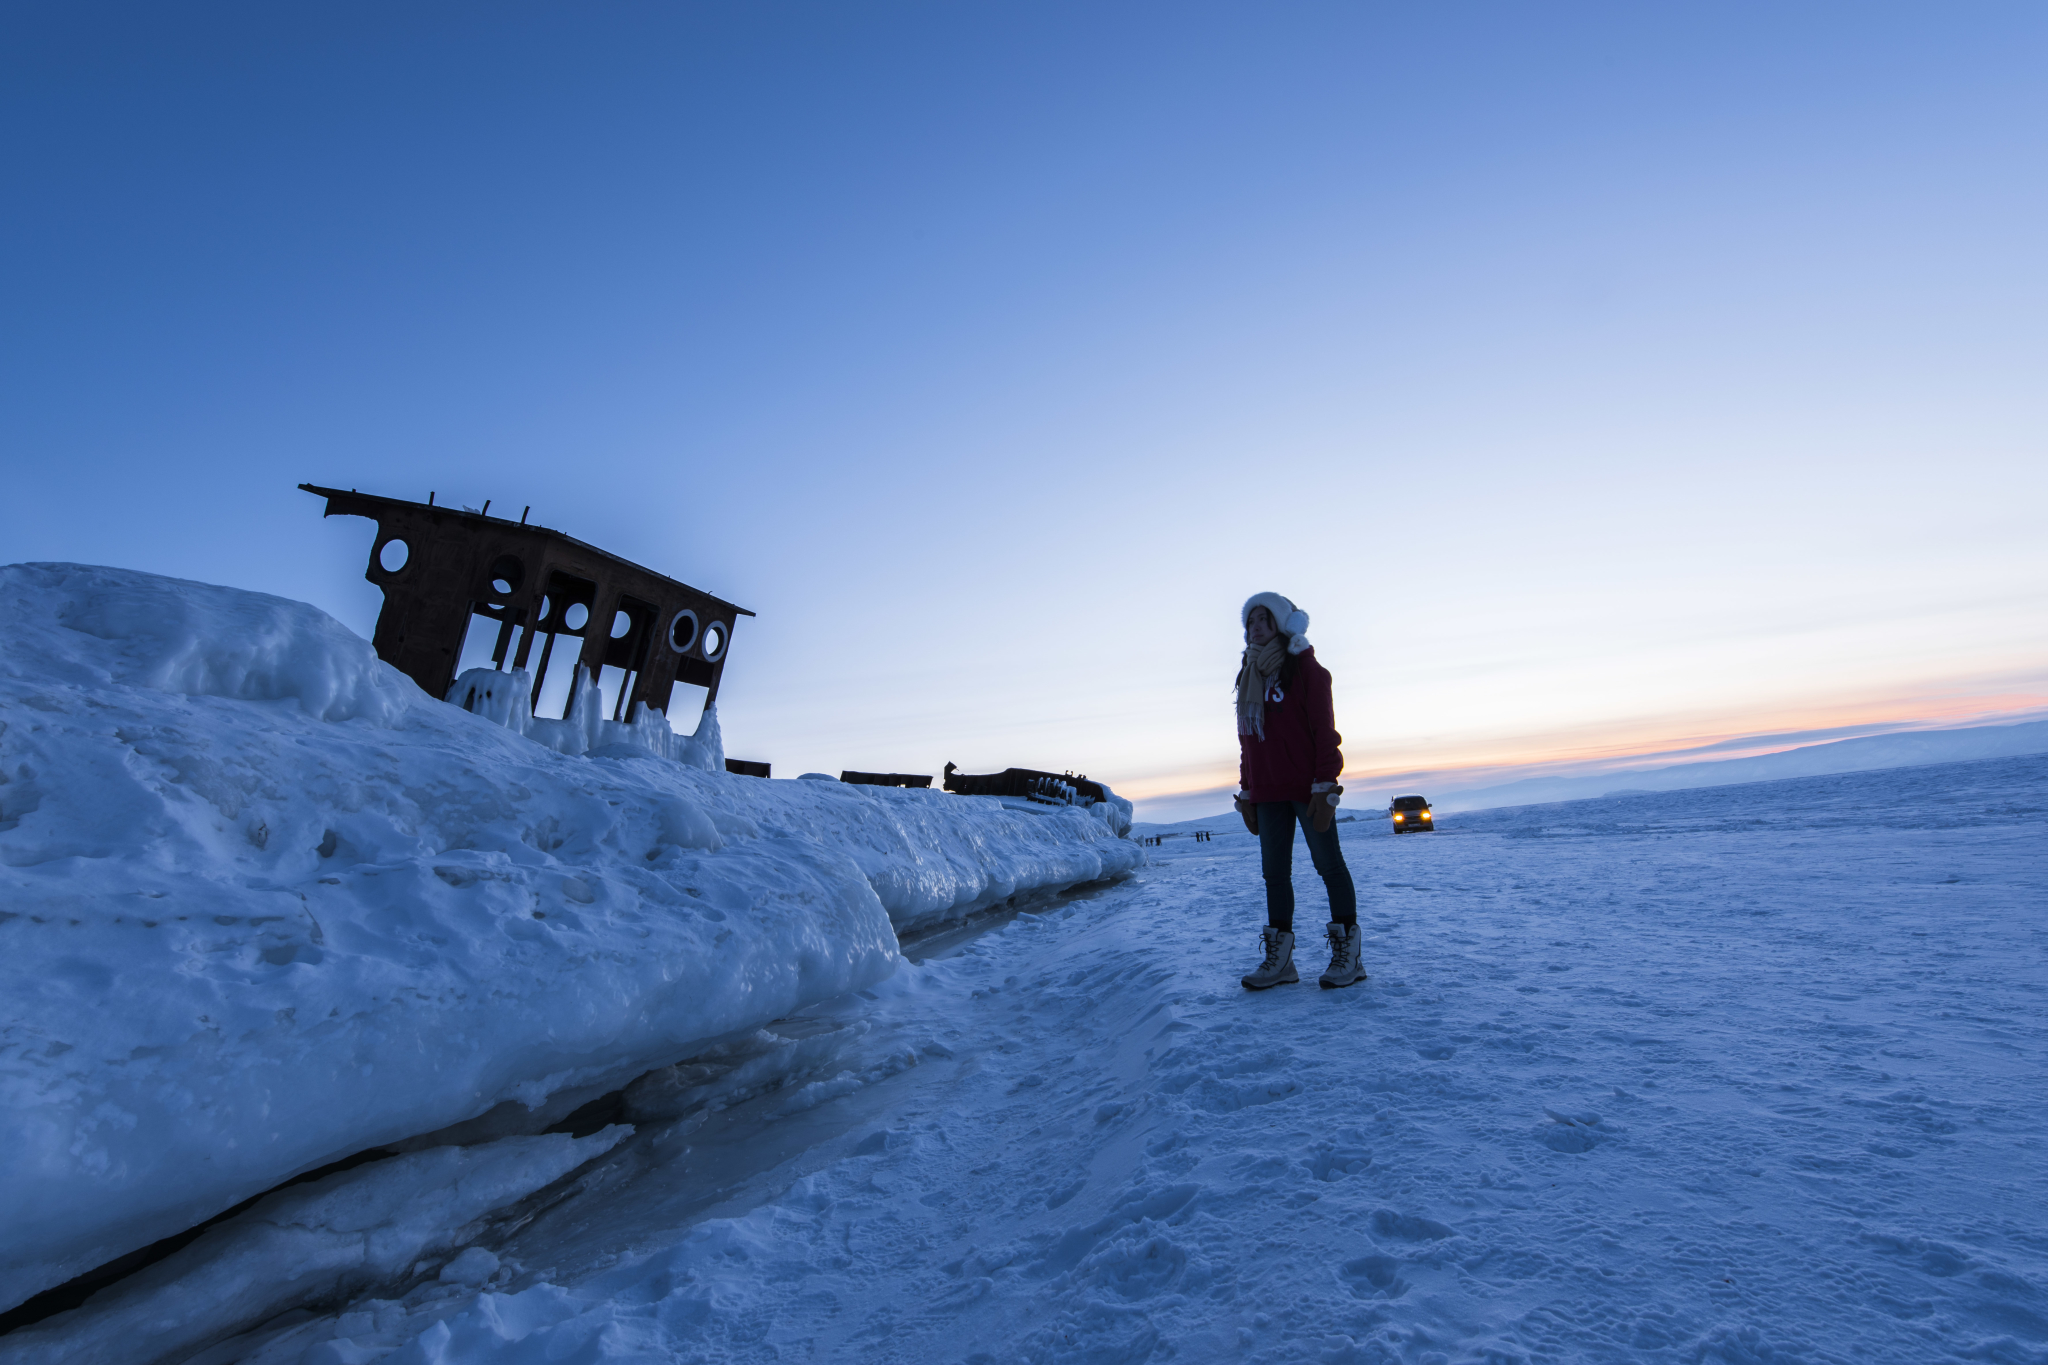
left=839, top=771, right=933, bottom=788
left=302, top=484, right=752, bottom=724
left=942, top=763, right=1109, bottom=806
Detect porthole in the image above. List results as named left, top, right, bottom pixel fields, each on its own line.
left=487, top=554, right=524, bottom=598
left=701, top=620, right=727, bottom=661
left=535, top=594, right=553, bottom=624
left=563, top=602, right=590, bottom=632
left=610, top=609, right=632, bottom=640
left=667, top=609, right=699, bottom=654
left=377, top=538, right=410, bottom=573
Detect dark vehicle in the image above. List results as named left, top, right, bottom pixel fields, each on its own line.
left=1389, top=795, right=1434, bottom=833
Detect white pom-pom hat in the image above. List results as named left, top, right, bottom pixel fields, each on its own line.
left=1241, top=592, right=1311, bottom=655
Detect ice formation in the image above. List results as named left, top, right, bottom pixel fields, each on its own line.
left=0, top=1129, right=629, bottom=1365
left=0, top=564, right=1140, bottom=1315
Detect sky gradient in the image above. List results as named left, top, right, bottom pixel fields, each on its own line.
left=4, top=2, right=2044, bottom=820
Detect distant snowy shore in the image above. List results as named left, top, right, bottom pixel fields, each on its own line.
left=0, top=564, right=1140, bottom=1317
left=1137, top=715, right=2048, bottom=831
left=1421, top=715, right=2048, bottom=812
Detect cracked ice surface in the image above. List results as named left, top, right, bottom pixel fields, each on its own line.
left=173, top=751, right=2048, bottom=1364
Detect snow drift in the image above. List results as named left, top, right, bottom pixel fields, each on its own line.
left=0, top=563, right=1141, bottom=1315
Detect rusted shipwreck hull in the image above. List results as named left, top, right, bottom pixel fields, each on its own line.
left=302, top=484, right=751, bottom=724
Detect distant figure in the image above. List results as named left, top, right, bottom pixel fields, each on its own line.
left=1232, top=593, right=1362, bottom=990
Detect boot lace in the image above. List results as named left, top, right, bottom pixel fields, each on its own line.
left=1259, top=933, right=1284, bottom=973
left=1327, top=926, right=1350, bottom=975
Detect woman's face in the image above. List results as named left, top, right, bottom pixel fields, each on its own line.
left=1245, top=606, right=1278, bottom=646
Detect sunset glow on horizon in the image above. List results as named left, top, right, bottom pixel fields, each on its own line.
left=3, top=4, right=2043, bottom=816
left=1113, top=692, right=2048, bottom=812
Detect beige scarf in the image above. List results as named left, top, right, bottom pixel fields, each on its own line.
left=1235, top=637, right=1287, bottom=739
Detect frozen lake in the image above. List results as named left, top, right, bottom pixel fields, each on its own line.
left=20, top=752, right=2048, bottom=1364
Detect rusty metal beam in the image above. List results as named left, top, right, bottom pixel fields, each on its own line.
left=839, top=771, right=933, bottom=788
left=941, top=763, right=1108, bottom=804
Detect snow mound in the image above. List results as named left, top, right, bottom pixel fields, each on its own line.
left=0, top=564, right=1142, bottom=1314
left=17, top=562, right=415, bottom=726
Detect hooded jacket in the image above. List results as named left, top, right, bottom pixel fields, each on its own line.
left=1238, top=645, right=1343, bottom=804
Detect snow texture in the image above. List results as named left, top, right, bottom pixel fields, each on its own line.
left=91, top=749, right=2047, bottom=1365
left=0, top=564, right=1140, bottom=1316
left=0, top=1128, right=629, bottom=1365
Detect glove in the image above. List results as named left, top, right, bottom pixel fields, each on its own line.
left=1233, top=792, right=1259, bottom=835
left=1309, top=782, right=1343, bottom=833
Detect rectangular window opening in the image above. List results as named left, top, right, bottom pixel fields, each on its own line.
left=610, top=669, right=642, bottom=722
left=533, top=638, right=582, bottom=720
left=597, top=665, right=631, bottom=724
left=455, top=611, right=507, bottom=681
left=496, top=624, right=525, bottom=670
left=665, top=682, right=710, bottom=737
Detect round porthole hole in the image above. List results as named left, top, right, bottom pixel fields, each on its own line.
left=563, top=602, right=590, bottom=632
left=487, top=555, right=524, bottom=598
left=702, top=621, right=727, bottom=660
left=378, top=539, right=410, bottom=573
left=667, top=610, right=699, bottom=654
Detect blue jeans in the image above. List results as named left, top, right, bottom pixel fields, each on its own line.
left=1258, top=801, right=1356, bottom=933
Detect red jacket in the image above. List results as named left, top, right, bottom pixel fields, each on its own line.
left=1238, top=646, right=1344, bottom=803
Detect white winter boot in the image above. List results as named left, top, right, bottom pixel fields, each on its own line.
left=1319, top=921, right=1366, bottom=989
left=1241, top=927, right=1298, bottom=990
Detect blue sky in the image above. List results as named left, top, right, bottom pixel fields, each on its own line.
left=5, top=3, right=2044, bottom=818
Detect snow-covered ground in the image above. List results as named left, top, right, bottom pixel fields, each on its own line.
left=1411, top=716, right=2048, bottom=813
left=17, top=747, right=2042, bottom=1364
left=0, top=565, right=1139, bottom=1324
left=1134, top=715, right=2048, bottom=825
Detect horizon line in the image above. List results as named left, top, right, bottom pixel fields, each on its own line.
left=1121, top=699, right=2048, bottom=816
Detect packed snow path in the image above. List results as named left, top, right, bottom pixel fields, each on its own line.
left=46, top=752, right=2040, bottom=1365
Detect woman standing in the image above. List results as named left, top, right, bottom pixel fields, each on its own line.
left=1232, top=593, right=1364, bottom=990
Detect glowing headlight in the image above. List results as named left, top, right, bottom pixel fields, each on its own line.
left=1392, top=813, right=1404, bottom=820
